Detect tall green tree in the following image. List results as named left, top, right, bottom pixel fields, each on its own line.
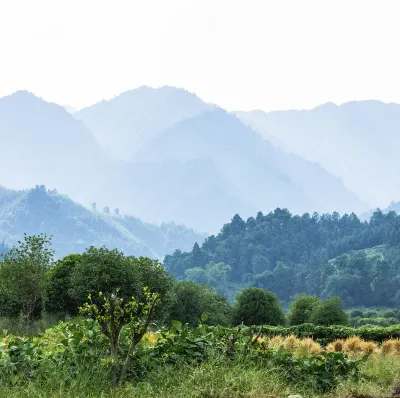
left=52, top=247, right=172, bottom=319
left=45, top=253, right=82, bottom=315
left=0, top=234, right=54, bottom=321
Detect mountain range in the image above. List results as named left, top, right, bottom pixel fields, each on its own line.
left=1, top=86, right=396, bottom=233
left=0, top=90, right=106, bottom=202
left=0, top=185, right=204, bottom=258
left=236, top=101, right=400, bottom=207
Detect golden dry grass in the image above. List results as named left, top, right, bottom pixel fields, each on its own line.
left=283, top=335, right=298, bottom=351
left=257, top=335, right=400, bottom=358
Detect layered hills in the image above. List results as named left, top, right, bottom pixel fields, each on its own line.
left=0, top=185, right=204, bottom=258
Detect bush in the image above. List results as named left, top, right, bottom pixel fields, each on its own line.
left=232, top=288, right=285, bottom=326
left=365, top=310, right=378, bottom=318
left=287, top=294, right=321, bottom=326
left=310, top=297, right=349, bottom=326
left=383, top=310, right=399, bottom=319
left=350, top=309, right=364, bottom=318
left=45, top=254, right=82, bottom=315
left=165, top=281, right=232, bottom=327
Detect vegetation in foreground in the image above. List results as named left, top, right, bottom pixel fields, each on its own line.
left=2, top=319, right=400, bottom=398
left=2, top=235, right=400, bottom=396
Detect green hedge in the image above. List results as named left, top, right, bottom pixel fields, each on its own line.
left=241, top=323, right=400, bottom=344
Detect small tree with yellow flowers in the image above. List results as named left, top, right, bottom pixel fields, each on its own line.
left=80, top=287, right=160, bottom=388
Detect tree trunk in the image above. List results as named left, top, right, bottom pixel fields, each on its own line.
left=118, top=302, right=156, bottom=386
left=110, top=338, right=119, bottom=389
left=118, top=333, right=142, bottom=386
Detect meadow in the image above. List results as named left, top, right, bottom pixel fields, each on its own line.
left=2, top=319, right=400, bottom=398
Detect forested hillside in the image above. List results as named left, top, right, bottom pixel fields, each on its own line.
left=0, top=185, right=204, bottom=258
left=164, top=209, right=400, bottom=306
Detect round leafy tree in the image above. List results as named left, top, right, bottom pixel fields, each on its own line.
left=232, top=287, right=285, bottom=326
left=287, top=294, right=321, bottom=326
left=310, top=296, right=349, bottom=326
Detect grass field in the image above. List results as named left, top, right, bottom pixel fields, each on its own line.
left=2, top=322, right=400, bottom=398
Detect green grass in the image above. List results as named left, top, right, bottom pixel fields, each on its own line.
left=1, top=354, right=399, bottom=398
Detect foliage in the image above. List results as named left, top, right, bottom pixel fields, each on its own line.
left=232, top=288, right=285, bottom=326
left=0, top=234, right=54, bottom=321
left=0, top=318, right=372, bottom=395
left=45, top=253, right=82, bottom=315
left=288, top=294, right=321, bottom=326
left=164, top=209, right=400, bottom=307
left=0, top=185, right=205, bottom=259
left=164, top=281, right=232, bottom=327
left=69, top=247, right=140, bottom=307
left=80, top=287, right=159, bottom=387
left=242, top=323, right=400, bottom=344
left=310, top=297, right=349, bottom=326
left=258, top=347, right=365, bottom=392
left=66, top=247, right=171, bottom=319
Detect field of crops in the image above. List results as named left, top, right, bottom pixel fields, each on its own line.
left=2, top=319, right=400, bottom=397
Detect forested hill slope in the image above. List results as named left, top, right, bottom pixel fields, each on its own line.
left=0, top=185, right=204, bottom=258
left=164, top=209, right=400, bottom=306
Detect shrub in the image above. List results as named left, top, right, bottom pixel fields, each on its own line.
left=165, top=281, right=232, bottom=327
left=310, top=296, right=349, bottom=326
left=350, top=309, right=364, bottom=318
left=287, top=294, right=321, bottom=326
left=232, top=288, right=285, bottom=326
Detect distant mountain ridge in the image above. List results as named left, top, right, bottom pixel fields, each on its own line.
left=0, top=87, right=374, bottom=232
left=0, top=90, right=107, bottom=202
left=126, top=108, right=366, bottom=229
left=0, top=185, right=205, bottom=258
left=236, top=100, right=400, bottom=207
left=76, top=86, right=214, bottom=159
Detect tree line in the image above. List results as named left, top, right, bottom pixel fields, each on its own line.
left=164, top=208, right=400, bottom=306
left=0, top=234, right=350, bottom=328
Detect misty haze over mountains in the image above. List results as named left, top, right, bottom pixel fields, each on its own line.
left=1, top=86, right=397, bottom=233
left=236, top=101, right=400, bottom=207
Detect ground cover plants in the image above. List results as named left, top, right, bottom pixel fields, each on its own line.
left=2, top=318, right=400, bottom=397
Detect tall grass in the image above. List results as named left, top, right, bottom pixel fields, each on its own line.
left=2, top=331, right=400, bottom=397
left=0, top=313, right=62, bottom=336
left=1, top=352, right=400, bottom=398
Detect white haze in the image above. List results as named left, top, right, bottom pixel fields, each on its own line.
left=1, top=0, right=400, bottom=111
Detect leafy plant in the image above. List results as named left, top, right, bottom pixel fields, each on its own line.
left=80, top=287, right=160, bottom=388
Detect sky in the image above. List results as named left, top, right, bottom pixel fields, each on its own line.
left=1, top=0, right=400, bottom=111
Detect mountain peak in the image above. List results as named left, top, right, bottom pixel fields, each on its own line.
left=76, top=86, right=213, bottom=160
left=1, top=90, right=42, bottom=104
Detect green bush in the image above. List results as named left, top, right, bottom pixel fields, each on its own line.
left=287, top=294, right=321, bottom=326
left=310, top=296, right=349, bottom=326
left=350, top=309, right=364, bottom=318
left=165, top=281, right=232, bottom=327
left=232, top=288, right=285, bottom=326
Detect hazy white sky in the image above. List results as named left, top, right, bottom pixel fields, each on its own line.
left=1, top=0, right=399, bottom=111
